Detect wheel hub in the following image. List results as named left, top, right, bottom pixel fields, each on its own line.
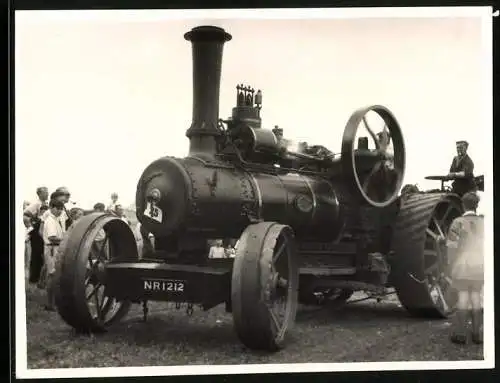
left=88, top=259, right=107, bottom=285
left=270, top=273, right=288, bottom=300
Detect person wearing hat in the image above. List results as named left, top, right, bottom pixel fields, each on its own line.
left=37, top=190, right=71, bottom=289
left=55, top=187, right=75, bottom=228
left=448, top=140, right=476, bottom=197
left=39, top=191, right=70, bottom=235
left=68, top=205, right=84, bottom=229
left=446, top=191, right=484, bottom=344
left=112, top=204, right=130, bottom=225
left=107, top=193, right=119, bottom=212
left=93, top=202, right=105, bottom=212
left=23, top=186, right=49, bottom=284
left=42, top=199, right=66, bottom=311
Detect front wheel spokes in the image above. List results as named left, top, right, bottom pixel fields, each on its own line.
left=268, top=294, right=287, bottom=337
left=268, top=306, right=282, bottom=335
left=98, top=234, right=110, bottom=262
left=86, top=233, right=111, bottom=320
left=93, top=285, right=102, bottom=318
left=86, top=281, right=102, bottom=300
left=86, top=283, right=108, bottom=320
left=272, top=240, right=286, bottom=264
left=271, top=237, right=288, bottom=277
left=268, top=236, right=289, bottom=338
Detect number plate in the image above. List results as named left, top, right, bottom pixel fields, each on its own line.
left=144, top=202, right=163, bottom=223
left=143, top=278, right=185, bottom=293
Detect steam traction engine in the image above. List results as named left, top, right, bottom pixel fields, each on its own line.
left=54, top=26, right=463, bottom=352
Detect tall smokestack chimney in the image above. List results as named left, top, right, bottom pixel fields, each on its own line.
left=184, top=26, right=232, bottom=157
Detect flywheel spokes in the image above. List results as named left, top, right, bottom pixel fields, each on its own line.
left=341, top=105, right=405, bottom=207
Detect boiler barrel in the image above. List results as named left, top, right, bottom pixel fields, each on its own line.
left=136, top=156, right=345, bottom=242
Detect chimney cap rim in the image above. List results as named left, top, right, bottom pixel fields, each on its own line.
left=184, top=25, right=232, bottom=42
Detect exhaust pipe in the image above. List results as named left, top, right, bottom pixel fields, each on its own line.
left=184, top=26, right=232, bottom=157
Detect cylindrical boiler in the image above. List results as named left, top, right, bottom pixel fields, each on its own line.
left=136, top=156, right=345, bottom=242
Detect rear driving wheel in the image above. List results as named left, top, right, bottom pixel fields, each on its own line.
left=392, top=193, right=463, bottom=318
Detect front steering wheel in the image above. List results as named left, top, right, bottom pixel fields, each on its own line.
left=341, top=105, right=406, bottom=207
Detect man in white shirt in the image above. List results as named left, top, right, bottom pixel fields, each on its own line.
left=23, top=186, right=49, bottom=284
left=42, top=199, right=65, bottom=311
left=40, top=191, right=70, bottom=234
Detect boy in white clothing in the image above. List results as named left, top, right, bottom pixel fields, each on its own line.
left=447, top=191, right=484, bottom=344
left=40, top=191, right=69, bottom=236
left=42, top=199, right=65, bottom=311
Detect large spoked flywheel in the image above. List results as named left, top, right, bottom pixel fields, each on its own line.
left=54, top=213, right=139, bottom=333
left=391, top=193, right=463, bottom=318
left=341, top=105, right=406, bottom=207
left=231, top=222, right=299, bottom=351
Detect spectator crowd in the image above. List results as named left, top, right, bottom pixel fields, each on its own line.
left=23, top=186, right=236, bottom=311
left=23, top=187, right=143, bottom=311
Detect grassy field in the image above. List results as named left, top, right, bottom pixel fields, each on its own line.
left=24, top=280, right=483, bottom=370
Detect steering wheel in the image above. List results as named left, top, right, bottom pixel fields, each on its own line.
left=341, top=105, right=406, bottom=207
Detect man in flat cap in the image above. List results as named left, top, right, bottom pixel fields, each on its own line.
left=448, top=140, right=476, bottom=197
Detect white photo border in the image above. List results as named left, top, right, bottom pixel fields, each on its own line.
left=14, top=6, right=495, bottom=379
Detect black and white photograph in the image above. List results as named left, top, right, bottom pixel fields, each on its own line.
left=14, top=7, right=494, bottom=379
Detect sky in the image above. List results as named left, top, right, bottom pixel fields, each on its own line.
left=15, top=11, right=491, bottom=210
